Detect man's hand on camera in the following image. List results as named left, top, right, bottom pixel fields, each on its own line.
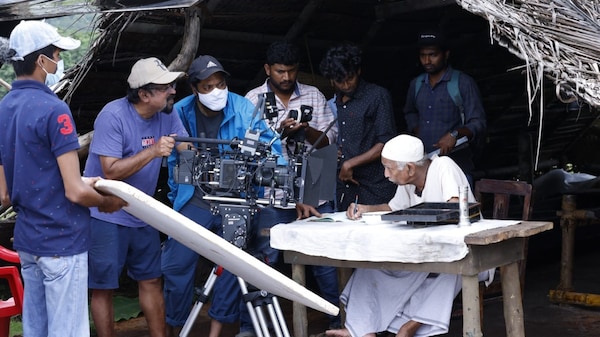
left=278, top=118, right=309, bottom=138
left=154, top=135, right=176, bottom=158
left=295, top=203, right=321, bottom=220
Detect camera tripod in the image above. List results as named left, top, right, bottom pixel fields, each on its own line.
left=180, top=204, right=291, bottom=337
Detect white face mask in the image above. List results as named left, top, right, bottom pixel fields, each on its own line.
left=45, top=59, right=65, bottom=87
left=197, top=87, right=228, bottom=111
left=39, top=55, right=64, bottom=87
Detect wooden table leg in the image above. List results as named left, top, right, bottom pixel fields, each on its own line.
left=461, top=274, right=483, bottom=337
left=291, top=263, right=308, bottom=337
left=500, top=262, right=525, bottom=337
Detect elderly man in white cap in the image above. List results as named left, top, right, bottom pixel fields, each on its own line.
left=327, top=134, right=475, bottom=337
left=0, top=20, right=126, bottom=337
left=83, top=57, right=188, bottom=337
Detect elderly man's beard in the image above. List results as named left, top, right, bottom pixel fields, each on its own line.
left=161, top=94, right=177, bottom=114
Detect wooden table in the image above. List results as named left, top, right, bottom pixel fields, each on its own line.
left=279, top=220, right=553, bottom=337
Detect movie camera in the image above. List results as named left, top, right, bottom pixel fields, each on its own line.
left=172, top=92, right=336, bottom=248
left=172, top=134, right=299, bottom=207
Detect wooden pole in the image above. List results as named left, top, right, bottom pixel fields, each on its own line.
left=0, top=78, right=11, bottom=91
left=167, top=6, right=201, bottom=72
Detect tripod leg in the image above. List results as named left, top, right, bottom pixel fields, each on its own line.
left=265, top=303, right=284, bottom=337
left=238, top=277, right=292, bottom=337
left=271, top=297, right=291, bottom=337
left=239, top=277, right=271, bottom=337
left=180, top=266, right=221, bottom=337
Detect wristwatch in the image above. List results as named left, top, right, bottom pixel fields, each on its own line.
left=450, top=130, right=459, bottom=138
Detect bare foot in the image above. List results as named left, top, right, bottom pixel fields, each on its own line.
left=325, top=328, right=351, bottom=337
left=396, top=320, right=421, bottom=337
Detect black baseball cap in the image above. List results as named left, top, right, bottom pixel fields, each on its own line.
left=417, top=30, right=447, bottom=49
left=188, top=55, right=230, bottom=82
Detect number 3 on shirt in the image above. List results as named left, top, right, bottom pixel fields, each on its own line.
left=57, top=114, right=74, bottom=135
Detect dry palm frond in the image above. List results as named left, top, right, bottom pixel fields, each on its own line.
left=457, top=0, right=600, bottom=168
left=62, top=11, right=138, bottom=104
left=458, top=0, right=600, bottom=107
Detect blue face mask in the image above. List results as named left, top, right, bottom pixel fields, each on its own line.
left=44, top=59, right=65, bottom=87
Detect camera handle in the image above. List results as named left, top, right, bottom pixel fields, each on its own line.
left=173, top=136, right=240, bottom=148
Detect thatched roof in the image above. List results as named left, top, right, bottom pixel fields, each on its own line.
left=1, top=0, right=600, bottom=182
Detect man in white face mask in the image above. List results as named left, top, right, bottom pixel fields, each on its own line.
left=161, top=55, right=288, bottom=337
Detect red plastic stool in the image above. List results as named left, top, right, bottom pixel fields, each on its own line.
left=0, top=246, right=22, bottom=337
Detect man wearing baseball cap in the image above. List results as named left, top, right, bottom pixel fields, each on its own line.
left=161, top=54, right=286, bottom=337
left=327, top=134, right=476, bottom=337
left=84, top=57, right=188, bottom=337
left=8, top=19, right=81, bottom=88
left=0, top=20, right=126, bottom=337
left=404, top=28, right=486, bottom=188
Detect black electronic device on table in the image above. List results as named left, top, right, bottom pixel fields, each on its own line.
left=381, top=202, right=481, bottom=226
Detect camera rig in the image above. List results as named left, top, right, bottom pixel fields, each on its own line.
left=172, top=92, right=337, bottom=249
left=172, top=134, right=300, bottom=208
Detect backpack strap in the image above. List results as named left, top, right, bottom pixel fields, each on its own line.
left=414, top=73, right=426, bottom=100
left=447, top=70, right=464, bottom=124
left=414, top=70, right=464, bottom=124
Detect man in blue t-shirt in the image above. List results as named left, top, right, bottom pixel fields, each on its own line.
left=0, top=20, right=125, bottom=337
left=84, top=57, right=189, bottom=337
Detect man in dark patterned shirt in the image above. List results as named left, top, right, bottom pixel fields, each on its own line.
left=403, top=29, right=486, bottom=187
left=319, top=43, right=397, bottom=212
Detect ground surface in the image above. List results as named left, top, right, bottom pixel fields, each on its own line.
left=112, top=251, right=600, bottom=337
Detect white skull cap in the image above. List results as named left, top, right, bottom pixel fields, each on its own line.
left=381, top=134, right=425, bottom=162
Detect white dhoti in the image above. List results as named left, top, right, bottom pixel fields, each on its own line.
left=340, top=268, right=462, bottom=337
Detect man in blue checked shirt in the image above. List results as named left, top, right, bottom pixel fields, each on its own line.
left=403, top=29, right=486, bottom=187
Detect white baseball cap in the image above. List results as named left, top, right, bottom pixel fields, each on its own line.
left=9, top=20, right=80, bottom=61
left=381, top=134, right=425, bottom=162
left=127, top=57, right=184, bottom=89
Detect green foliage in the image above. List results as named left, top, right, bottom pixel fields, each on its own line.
left=112, top=295, right=142, bottom=321
left=10, top=316, right=22, bottom=337
left=0, top=14, right=97, bottom=97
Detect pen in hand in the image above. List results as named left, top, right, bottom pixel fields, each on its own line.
left=353, top=194, right=359, bottom=215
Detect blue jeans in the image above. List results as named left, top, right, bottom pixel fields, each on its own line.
left=19, top=251, right=90, bottom=337
left=162, top=202, right=242, bottom=326
left=240, top=203, right=341, bottom=332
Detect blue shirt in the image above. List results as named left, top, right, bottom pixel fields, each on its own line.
left=0, top=80, right=90, bottom=256
left=84, top=97, right=188, bottom=227
left=404, top=66, right=486, bottom=153
left=168, top=92, right=284, bottom=211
